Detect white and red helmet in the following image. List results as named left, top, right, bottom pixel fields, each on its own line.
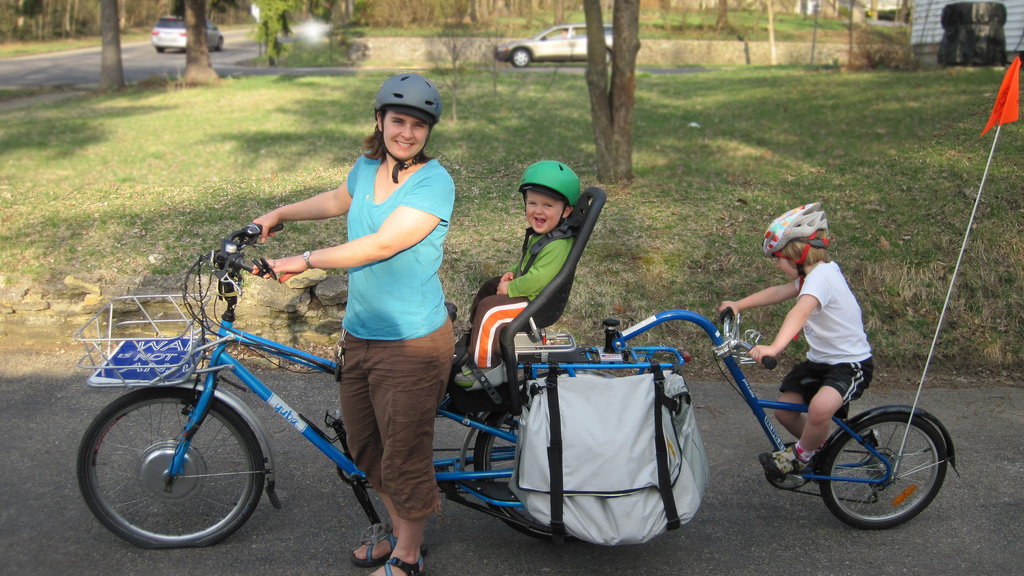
left=763, top=203, right=829, bottom=259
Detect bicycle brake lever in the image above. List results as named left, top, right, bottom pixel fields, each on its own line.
left=253, top=257, right=278, bottom=281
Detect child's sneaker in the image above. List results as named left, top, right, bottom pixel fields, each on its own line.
left=453, top=362, right=505, bottom=390
left=453, top=366, right=477, bottom=388
left=758, top=444, right=809, bottom=480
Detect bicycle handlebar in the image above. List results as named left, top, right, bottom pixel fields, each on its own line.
left=719, top=306, right=775, bottom=370
left=213, top=223, right=284, bottom=279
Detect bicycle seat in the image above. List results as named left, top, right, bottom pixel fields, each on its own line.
left=446, top=187, right=606, bottom=415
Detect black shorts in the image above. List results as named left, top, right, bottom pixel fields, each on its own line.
left=779, top=357, right=874, bottom=419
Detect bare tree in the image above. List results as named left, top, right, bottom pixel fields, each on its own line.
left=583, top=0, right=640, bottom=184
left=183, top=0, right=218, bottom=84
left=98, top=0, right=124, bottom=90
left=436, top=29, right=470, bottom=124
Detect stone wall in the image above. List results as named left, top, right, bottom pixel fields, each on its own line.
left=0, top=271, right=348, bottom=348
left=349, top=36, right=851, bottom=67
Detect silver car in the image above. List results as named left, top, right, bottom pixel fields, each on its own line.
left=151, top=16, right=224, bottom=53
left=495, top=23, right=613, bottom=67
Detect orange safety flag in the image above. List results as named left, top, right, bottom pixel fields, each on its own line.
left=981, top=56, right=1021, bottom=137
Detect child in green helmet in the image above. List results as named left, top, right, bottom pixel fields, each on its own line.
left=455, top=160, right=581, bottom=387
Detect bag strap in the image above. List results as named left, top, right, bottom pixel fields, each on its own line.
left=651, top=363, right=681, bottom=531
left=543, top=366, right=566, bottom=544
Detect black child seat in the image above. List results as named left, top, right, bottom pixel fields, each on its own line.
left=447, top=187, right=606, bottom=415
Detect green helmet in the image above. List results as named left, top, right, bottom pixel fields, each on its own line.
left=518, top=161, right=581, bottom=206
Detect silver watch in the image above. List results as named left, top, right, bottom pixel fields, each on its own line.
left=302, top=250, right=314, bottom=269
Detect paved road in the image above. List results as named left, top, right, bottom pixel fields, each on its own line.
left=0, top=344, right=1020, bottom=575
left=0, top=29, right=711, bottom=92
left=0, top=29, right=358, bottom=90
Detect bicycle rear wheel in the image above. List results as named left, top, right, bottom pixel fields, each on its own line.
left=471, top=411, right=552, bottom=540
left=77, top=387, right=265, bottom=548
left=818, top=412, right=947, bottom=529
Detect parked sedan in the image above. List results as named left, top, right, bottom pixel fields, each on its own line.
left=151, top=16, right=224, bottom=53
left=495, top=23, right=613, bottom=67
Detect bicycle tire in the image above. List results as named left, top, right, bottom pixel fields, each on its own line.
left=470, top=411, right=552, bottom=540
left=77, top=387, right=265, bottom=548
left=818, top=412, right=947, bottom=529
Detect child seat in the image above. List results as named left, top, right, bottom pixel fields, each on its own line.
left=447, top=187, right=606, bottom=415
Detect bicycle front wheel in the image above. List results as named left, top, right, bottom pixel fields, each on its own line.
left=819, top=412, right=947, bottom=529
left=77, top=387, right=265, bottom=548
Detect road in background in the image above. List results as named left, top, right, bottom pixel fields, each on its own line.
left=0, top=30, right=284, bottom=89
left=0, top=343, right=1020, bottom=575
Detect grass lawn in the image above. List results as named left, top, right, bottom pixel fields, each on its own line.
left=1, top=65, right=1021, bottom=381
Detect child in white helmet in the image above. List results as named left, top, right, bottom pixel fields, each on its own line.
left=719, top=202, right=873, bottom=479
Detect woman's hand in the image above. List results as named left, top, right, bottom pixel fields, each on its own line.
left=253, top=255, right=307, bottom=283
left=253, top=213, right=282, bottom=243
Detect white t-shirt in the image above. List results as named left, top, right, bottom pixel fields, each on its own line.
left=798, top=261, right=872, bottom=364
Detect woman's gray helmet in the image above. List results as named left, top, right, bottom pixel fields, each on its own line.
left=374, top=73, right=443, bottom=126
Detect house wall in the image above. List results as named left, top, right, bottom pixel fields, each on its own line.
left=911, top=0, right=1024, bottom=66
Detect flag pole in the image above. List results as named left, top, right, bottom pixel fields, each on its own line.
left=909, top=123, right=1000, bottom=415
left=898, top=57, right=1017, bottom=470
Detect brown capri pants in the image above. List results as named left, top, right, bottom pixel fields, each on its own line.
left=338, top=319, right=455, bottom=521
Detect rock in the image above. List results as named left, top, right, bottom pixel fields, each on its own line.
left=286, top=268, right=327, bottom=289
left=314, top=274, right=349, bottom=306
left=256, top=281, right=311, bottom=314
left=64, top=276, right=102, bottom=297
left=13, top=301, right=50, bottom=312
left=0, top=285, right=28, bottom=304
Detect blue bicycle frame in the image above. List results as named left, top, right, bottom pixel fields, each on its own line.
left=165, top=308, right=893, bottom=508
left=610, top=310, right=894, bottom=485
left=166, top=317, right=526, bottom=495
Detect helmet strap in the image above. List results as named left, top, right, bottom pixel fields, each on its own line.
left=792, top=232, right=829, bottom=266
left=387, top=155, right=417, bottom=184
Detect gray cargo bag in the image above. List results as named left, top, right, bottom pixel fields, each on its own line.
left=511, top=367, right=708, bottom=545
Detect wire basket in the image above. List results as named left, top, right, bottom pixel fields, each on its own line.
left=74, top=294, right=203, bottom=387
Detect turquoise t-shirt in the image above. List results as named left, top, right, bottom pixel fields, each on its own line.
left=342, top=155, right=455, bottom=340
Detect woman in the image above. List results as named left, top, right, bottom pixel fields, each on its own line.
left=253, top=73, right=453, bottom=576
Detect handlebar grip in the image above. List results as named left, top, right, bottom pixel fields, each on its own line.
left=242, top=223, right=284, bottom=240
left=719, top=307, right=736, bottom=324
left=762, top=356, right=777, bottom=370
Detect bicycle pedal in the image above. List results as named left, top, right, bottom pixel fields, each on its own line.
left=765, top=471, right=810, bottom=491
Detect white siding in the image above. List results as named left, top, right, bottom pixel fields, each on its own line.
left=911, top=0, right=1024, bottom=53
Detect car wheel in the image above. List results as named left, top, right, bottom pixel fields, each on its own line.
left=511, top=48, right=532, bottom=68
left=214, top=37, right=224, bottom=52
left=155, top=47, right=165, bottom=53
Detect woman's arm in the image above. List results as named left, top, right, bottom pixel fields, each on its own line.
left=253, top=181, right=353, bottom=242
left=265, top=205, right=441, bottom=283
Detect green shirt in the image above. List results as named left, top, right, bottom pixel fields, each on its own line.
left=507, top=234, right=574, bottom=300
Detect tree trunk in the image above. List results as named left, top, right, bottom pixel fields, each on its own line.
left=583, top=0, right=639, bottom=184
left=183, top=0, right=218, bottom=85
left=98, top=0, right=124, bottom=90
left=766, top=0, right=776, bottom=65
left=717, top=0, right=729, bottom=30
